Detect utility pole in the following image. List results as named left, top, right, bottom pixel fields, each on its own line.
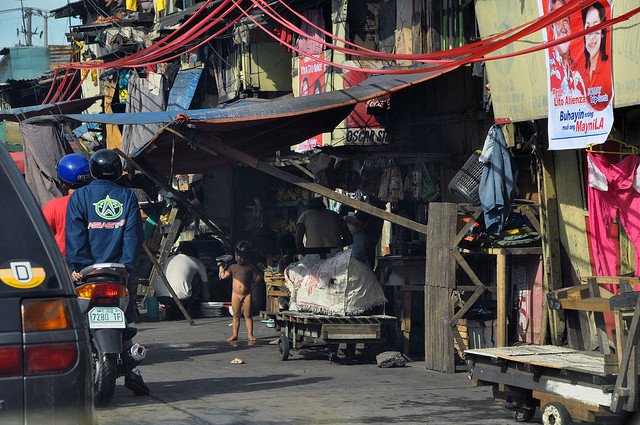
left=25, top=7, right=32, bottom=46
left=20, top=0, right=27, bottom=45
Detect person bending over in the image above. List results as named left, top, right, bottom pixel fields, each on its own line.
left=218, top=241, right=261, bottom=342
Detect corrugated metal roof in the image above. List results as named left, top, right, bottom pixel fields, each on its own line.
left=48, top=45, right=73, bottom=67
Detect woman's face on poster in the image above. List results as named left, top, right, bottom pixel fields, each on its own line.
left=584, top=7, right=602, bottom=60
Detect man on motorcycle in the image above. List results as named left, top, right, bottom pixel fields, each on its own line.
left=65, top=148, right=148, bottom=395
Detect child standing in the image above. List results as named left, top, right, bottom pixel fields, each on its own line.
left=219, top=241, right=261, bottom=342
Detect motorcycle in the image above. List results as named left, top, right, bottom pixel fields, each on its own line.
left=75, top=263, right=149, bottom=406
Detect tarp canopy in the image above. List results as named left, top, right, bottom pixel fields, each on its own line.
left=56, top=66, right=455, bottom=175
left=0, top=96, right=102, bottom=122
left=167, top=68, right=202, bottom=111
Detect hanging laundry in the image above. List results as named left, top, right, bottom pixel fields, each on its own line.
left=479, top=125, right=518, bottom=234
left=155, top=0, right=166, bottom=12
left=126, top=0, right=138, bottom=11
left=586, top=152, right=640, bottom=290
left=297, top=9, right=325, bottom=55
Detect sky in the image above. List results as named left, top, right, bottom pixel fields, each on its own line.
left=0, top=0, right=80, bottom=48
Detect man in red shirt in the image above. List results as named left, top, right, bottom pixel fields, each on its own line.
left=42, top=153, right=91, bottom=256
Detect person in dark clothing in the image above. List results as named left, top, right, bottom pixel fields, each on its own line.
left=65, top=149, right=146, bottom=393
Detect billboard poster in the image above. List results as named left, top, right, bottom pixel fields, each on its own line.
left=539, top=0, right=614, bottom=150
left=294, top=54, right=326, bottom=153
left=342, top=70, right=390, bottom=145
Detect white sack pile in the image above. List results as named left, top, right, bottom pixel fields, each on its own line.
left=284, top=249, right=386, bottom=316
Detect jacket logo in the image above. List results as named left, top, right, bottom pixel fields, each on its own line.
left=93, top=195, right=123, bottom=220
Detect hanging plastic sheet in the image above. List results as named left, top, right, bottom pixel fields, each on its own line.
left=167, top=68, right=202, bottom=110
left=21, top=119, right=66, bottom=206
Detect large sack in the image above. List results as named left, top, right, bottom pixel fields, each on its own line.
left=284, top=249, right=386, bottom=316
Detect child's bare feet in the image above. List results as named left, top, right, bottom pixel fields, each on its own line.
left=248, top=335, right=256, bottom=342
left=227, top=335, right=238, bottom=342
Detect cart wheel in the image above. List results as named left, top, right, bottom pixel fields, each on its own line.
left=514, top=406, right=535, bottom=422
left=542, top=402, right=571, bottom=425
left=277, top=335, right=290, bottom=361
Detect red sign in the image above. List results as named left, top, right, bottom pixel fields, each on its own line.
left=539, top=0, right=614, bottom=150
left=342, top=70, right=389, bottom=145
left=294, top=55, right=326, bottom=153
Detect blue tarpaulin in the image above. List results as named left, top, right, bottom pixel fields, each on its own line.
left=167, top=68, right=202, bottom=110
left=0, top=96, right=102, bottom=122
left=52, top=65, right=457, bottom=174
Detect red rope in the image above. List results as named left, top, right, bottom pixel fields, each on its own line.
left=56, top=70, right=79, bottom=102
left=41, top=68, right=60, bottom=105
left=62, top=69, right=91, bottom=102
left=48, top=69, right=72, bottom=104
left=470, top=6, right=640, bottom=64
left=255, top=0, right=595, bottom=62
left=59, top=0, right=235, bottom=69
left=229, top=0, right=594, bottom=75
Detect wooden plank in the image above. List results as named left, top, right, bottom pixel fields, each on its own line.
left=615, top=311, right=626, bottom=365
left=320, top=324, right=380, bottom=340
left=143, top=243, right=196, bottom=326
left=402, top=289, right=412, bottom=354
left=452, top=326, right=467, bottom=357
left=146, top=207, right=181, bottom=298
left=496, top=252, right=508, bottom=347
left=197, top=142, right=429, bottom=234
left=450, top=207, right=482, bottom=249
left=539, top=151, right=564, bottom=345
left=425, top=203, right=458, bottom=373
left=611, top=296, right=640, bottom=413
left=556, top=298, right=611, bottom=313
left=467, top=345, right=608, bottom=376
left=588, top=277, right=611, bottom=355
left=451, top=250, right=485, bottom=288
left=624, top=346, right=638, bottom=411
left=517, top=204, right=541, bottom=233
left=449, top=286, right=486, bottom=326
left=580, top=276, right=640, bottom=286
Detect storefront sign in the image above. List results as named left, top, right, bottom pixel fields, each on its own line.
left=294, top=54, right=326, bottom=153
left=342, top=70, right=389, bottom=145
left=539, top=0, right=614, bottom=150
left=476, top=0, right=639, bottom=125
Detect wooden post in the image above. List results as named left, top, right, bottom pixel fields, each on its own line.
left=425, top=203, right=458, bottom=373
left=496, top=252, right=508, bottom=347
left=538, top=151, right=564, bottom=345
left=143, top=243, right=196, bottom=326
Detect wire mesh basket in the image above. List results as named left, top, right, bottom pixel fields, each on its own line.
left=448, top=150, right=483, bottom=205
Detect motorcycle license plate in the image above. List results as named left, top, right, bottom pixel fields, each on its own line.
left=88, top=307, right=126, bottom=329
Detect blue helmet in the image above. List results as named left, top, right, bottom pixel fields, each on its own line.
left=57, top=154, right=91, bottom=188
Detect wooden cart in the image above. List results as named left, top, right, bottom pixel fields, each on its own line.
left=265, top=311, right=396, bottom=362
left=465, top=277, right=640, bottom=425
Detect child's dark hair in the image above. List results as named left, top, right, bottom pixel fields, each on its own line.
left=235, top=240, right=252, bottom=257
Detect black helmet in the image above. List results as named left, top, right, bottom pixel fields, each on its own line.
left=90, top=149, right=122, bottom=181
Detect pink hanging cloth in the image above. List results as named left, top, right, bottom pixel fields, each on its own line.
left=587, top=152, right=640, bottom=293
